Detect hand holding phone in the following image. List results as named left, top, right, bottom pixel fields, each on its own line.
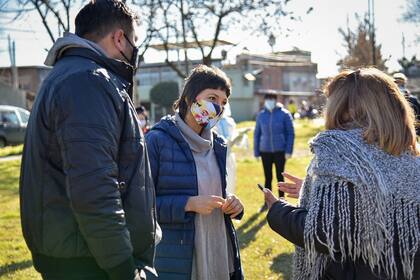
left=257, top=183, right=266, bottom=192
left=258, top=183, right=278, bottom=209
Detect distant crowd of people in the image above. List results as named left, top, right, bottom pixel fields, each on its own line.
left=287, top=99, right=318, bottom=120
left=18, top=1, right=419, bottom=280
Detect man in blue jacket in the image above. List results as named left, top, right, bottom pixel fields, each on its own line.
left=254, top=94, right=295, bottom=212
left=19, top=1, right=160, bottom=279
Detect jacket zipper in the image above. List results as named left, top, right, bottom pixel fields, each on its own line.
left=269, top=110, right=274, bottom=152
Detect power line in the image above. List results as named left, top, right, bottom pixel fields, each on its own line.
left=1, top=27, right=34, bottom=33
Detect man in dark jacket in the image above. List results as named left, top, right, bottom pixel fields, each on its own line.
left=19, top=1, right=160, bottom=279
left=393, top=73, right=420, bottom=136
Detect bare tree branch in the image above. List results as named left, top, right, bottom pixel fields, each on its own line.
left=204, top=14, right=223, bottom=65
left=32, top=0, right=56, bottom=42
left=187, top=17, right=205, bottom=57
left=38, top=0, right=68, bottom=32
left=0, top=0, right=73, bottom=43
left=402, top=0, right=420, bottom=23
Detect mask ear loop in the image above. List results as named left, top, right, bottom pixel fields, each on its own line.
left=122, top=33, right=139, bottom=68
left=219, top=106, right=225, bottom=117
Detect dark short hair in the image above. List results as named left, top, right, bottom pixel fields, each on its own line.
left=264, top=93, right=277, bottom=99
left=173, top=65, right=231, bottom=119
left=136, top=106, right=146, bottom=114
left=75, top=0, right=138, bottom=41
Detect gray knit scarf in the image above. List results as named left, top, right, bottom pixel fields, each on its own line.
left=294, top=129, right=420, bottom=280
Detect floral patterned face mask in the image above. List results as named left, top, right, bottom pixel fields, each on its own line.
left=190, top=99, right=224, bottom=129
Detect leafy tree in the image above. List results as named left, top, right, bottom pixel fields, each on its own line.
left=337, top=15, right=387, bottom=71
left=150, top=81, right=179, bottom=111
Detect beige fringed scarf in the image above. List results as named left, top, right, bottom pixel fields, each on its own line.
left=294, top=129, right=420, bottom=280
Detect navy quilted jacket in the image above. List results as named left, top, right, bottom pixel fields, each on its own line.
left=145, top=115, right=244, bottom=280
left=254, top=106, right=295, bottom=156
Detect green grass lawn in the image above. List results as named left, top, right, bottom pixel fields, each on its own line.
left=234, top=118, right=321, bottom=279
left=0, top=119, right=324, bottom=280
left=0, top=145, right=23, bottom=158
left=0, top=160, right=40, bottom=279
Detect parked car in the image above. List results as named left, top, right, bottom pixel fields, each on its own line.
left=0, top=105, right=30, bottom=148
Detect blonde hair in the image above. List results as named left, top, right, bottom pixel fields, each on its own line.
left=323, top=67, right=419, bottom=156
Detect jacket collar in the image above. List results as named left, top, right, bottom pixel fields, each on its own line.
left=152, top=115, right=228, bottom=196
left=62, top=47, right=135, bottom=99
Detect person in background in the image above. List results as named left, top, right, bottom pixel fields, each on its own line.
left=136, top=105, right=150, bottom=134
left=215, top=103, right=250, bottom=194
left=254, top=93, right=294, bottom=212
left=287, top=99, right=297, bottom=119
left=393, top=72, right=420, bottom=136
left=145, top=65, right=244, bottom=280
left=19, top=1, right=160, bottom=279
left=264, top=68, right=420, bottom=280
left=215, top=103, right=237, bottom=194
left=393, top=72, right=411, bottom=94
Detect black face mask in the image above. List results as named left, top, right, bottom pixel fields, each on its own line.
left=120, top=33, right=139, bottom=70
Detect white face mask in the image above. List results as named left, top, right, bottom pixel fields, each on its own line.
left=139, top=119, right=147, bottom=128
left=264, top=100, right=276, bottom=111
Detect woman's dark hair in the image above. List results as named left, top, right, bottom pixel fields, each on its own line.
left=75, top=0, right=138, bottom=42
left=173, top=65, right=232, bottom=119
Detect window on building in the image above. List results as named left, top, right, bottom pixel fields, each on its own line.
left=282, top=71, right=316, bottom=92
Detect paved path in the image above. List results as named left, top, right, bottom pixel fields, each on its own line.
left=0, top=155, right=21, bottom=162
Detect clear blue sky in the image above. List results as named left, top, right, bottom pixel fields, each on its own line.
left=0, top=0, right=419, bottom=77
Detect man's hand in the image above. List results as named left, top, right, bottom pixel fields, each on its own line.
left=285, top=153, right=292, bottom=159
left=185, top=195, right=225, bottom=215
left=221, top=194, right=244, bottom=218
left=278, top=172, right=303, bottom=198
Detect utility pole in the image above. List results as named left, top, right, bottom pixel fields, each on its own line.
left=180, top=0, right=189, bottom=76
left=368, top=0, right=376, bottom=65
left=8, top=35, right=18, bottom=90
left=402, top=32, right=406, bottom=58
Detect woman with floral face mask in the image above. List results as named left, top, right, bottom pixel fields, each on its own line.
left=145, top=65, right=244, bottom=280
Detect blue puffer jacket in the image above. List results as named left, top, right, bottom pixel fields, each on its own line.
left=254, top=106, right=295, bottom=156
left=145, top=115, right=244, bottom=280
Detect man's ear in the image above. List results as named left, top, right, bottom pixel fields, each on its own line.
left=112, top=29, right=125, bottom=52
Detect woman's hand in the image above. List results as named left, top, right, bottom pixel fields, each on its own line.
left=278, top=172, right=303, bottom=198
left=185, top=195, right=225, bottom=215
left=263, top=188, right=279, bottom=209
left=222, top=194, right=244, bottom=218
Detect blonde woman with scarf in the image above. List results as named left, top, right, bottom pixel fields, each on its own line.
left=264, top=68, right=420, bottom=280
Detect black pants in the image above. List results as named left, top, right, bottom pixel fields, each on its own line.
left=260, top=151, right=286, bottom=197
